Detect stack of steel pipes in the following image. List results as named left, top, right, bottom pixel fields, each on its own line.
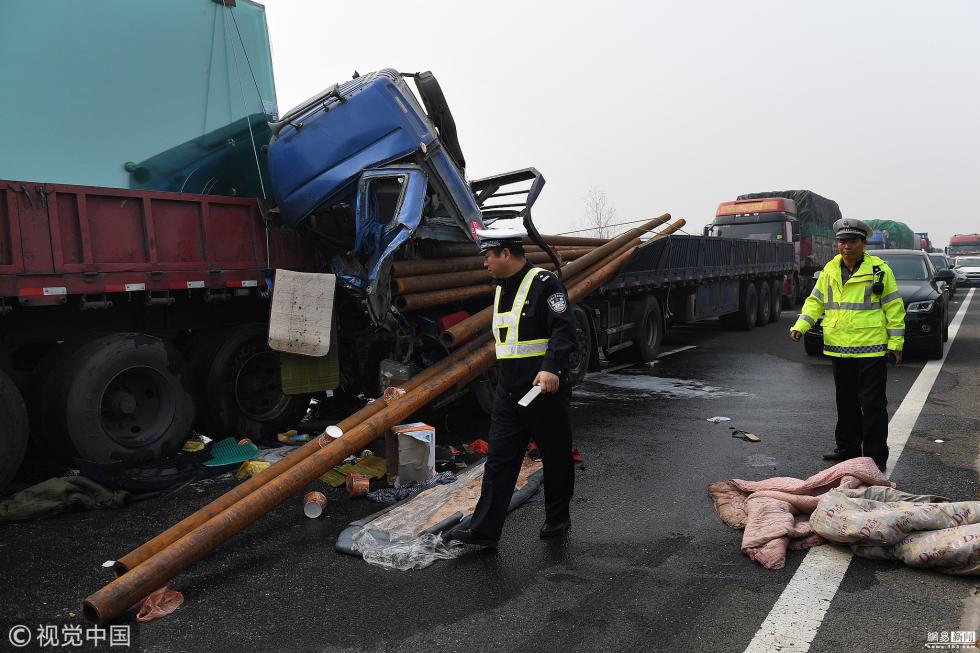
left=392, top=217, right=676, bottom=312
left=82, top=213, right=681, bottom=625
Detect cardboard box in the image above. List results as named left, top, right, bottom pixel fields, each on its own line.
left=392, top=422, right=435, bottom=487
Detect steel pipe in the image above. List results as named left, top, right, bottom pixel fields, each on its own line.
left=438, top=216, right=672, bottom=348
left=426, top=242, right=594, bottom=259
left=392, top=248, right=592, bottom=277
left=527, top=234, right=609, bottom=247
left=394, top=283, right=494, bottom=311
left=85, top=242, right=637, bottom=626
left=113, top=334, right=493, bottom=575
left=393, top=263, right=559, bottom=296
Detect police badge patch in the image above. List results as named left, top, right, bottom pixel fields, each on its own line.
left=547, top=293, right=567, bottom=313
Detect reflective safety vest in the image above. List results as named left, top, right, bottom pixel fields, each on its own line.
left=493, top=266, right=550, bottom=359
left=792, top=253, right=906, bottom=358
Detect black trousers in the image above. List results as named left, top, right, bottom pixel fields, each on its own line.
left=468, top=383, right=574, bottom=540
left=831, top=356, right=889, bottom=467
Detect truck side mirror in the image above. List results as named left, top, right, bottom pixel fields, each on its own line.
left=934, top=269, right=955, bottom=281
left=703, top=225, right=710, bottom=237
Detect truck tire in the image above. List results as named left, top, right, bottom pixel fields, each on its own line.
left=198, top=324, right=312, bottom=439
left=37, top=334, right=194, bottom=465
left=568, top=305, right=593, bottom=386
left=720, top=282, right=757, bottom=331
left=769, top=279, right=783, bottom=322
left=0, top=369, right=29, bottom=491
left=755, top=281, right=772, bottom=326
left=780, top=277, right=795, bottom=310
left=631, top=296, right=664, bottom=362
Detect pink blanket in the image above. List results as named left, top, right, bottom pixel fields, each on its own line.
left=707, top=457, right=893, bottom=570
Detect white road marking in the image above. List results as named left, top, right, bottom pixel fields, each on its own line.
left=885, top=288, right=974, bottom=475
left=657, top=345, right=696, bottom=358
left=742, top=288, right=975, bottom=653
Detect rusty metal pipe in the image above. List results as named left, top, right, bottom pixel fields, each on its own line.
left=438, top=216, right=672, bottom=348
left=84, top=339, right=500, bottom=625
left=393, top=261, right=559, bottom=295
left=559, top=214, right=669, bottom=280
left=113, top=334, right=493, bottom=575
left=85, top=243, right=638, bottom=625
left=392, top=248, right=591, bottom=277
left=394, top=283, right=494, bottom=311
left=426, top=242, right=596, bottom=259
left=527, top=234, right=609, bottom=247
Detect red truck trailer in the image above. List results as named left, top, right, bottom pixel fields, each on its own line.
left=0, top=180, right=317, bottom=488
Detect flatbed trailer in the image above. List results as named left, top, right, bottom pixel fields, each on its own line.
left=579, top=234, right=795, bottom=365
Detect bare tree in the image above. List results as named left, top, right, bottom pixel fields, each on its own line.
left=583, top=187, right=617, bottom=239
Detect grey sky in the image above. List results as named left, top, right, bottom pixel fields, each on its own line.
left=263, top=1, right=980, bottom=247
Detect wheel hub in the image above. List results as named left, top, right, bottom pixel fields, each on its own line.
left=99, top=367, right=175, bottom=447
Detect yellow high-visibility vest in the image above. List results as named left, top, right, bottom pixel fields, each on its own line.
left=493, top=267, right=550, bottom=359
left=792, top=253, right=906, bottom=358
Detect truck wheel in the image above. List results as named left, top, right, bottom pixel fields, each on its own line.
left=37, top=334, right=194, bottom=465
left=721, top=282, right=757, bottom=331
left=568, top=305, right=593, bottom=386
left=0, top=369, right=29, bottom=491
left=199, top=324, right=312, bottom=439
left=610, top=296, right=664, bottom=363
left=769, top=279, right=783, bottom=322
left=755, top=281, right=772, bottom=326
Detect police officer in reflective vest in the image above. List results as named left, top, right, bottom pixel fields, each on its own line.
left=790, top=218, right=906, bottom=471
left=449, top=227, right=578, bottom=547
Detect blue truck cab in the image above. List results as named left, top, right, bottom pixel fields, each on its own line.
left=267, top=69, right=553, bottom=300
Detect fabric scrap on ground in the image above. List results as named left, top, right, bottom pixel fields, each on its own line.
left=366, top=471, right=457, bottom=505
left=811, top=486, right=980, bottom=575
left=0, top=476, right=130, bottom=522
left=352, top=531, right=463, bottom=571
left=136, top=585, right=184, bottom=622
left=320, top=454, right=387, bottom=487
left=707, top=457, right=892, bottom=569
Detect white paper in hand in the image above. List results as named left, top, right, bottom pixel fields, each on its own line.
left=518, top=385, right=541, bottom=407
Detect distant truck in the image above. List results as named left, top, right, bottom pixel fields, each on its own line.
left=709, top=191, right=839, bottom=306
left=948, top=234, right=980, bottom=259
left=865, top=220, right=916, bottom=250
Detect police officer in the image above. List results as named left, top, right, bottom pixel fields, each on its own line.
left=449, top=227, right=578, bottom=547
left=790, top=218, right=906, bottom=472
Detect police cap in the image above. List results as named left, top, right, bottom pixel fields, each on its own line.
left=475, top=227, right=526, bottom=252
left=833, top=218, right=871, bottom=241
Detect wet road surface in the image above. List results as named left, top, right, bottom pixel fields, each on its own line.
left=1, top=290, right=978, bottom=652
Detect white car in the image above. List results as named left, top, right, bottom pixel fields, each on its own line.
left=954, top=256, right=980, bottom=286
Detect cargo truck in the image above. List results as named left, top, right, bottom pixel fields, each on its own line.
left=709, top=191, right=839, bottom=306
left=0, top=0, right=794, bottom=491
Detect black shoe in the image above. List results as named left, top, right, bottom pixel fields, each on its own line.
left=539, top=520, right=571, bottom=539
left=822, top=449, right=861, bottom=462
left=447, top=528, right=497, bottom=548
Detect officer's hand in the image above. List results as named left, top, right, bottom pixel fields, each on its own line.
left=790, top=330, right=802, bottom=342
left=534, top=371, right=560, bottom=394
left=891, top=350, right=903, bottom=366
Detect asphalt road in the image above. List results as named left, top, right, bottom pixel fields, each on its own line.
left=1, top=290, right=978, bottom=653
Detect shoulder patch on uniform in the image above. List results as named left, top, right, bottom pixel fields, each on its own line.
left=547, top=292, right=567, bottom=313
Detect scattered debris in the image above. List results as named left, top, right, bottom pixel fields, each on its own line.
left=136, top=585, right=184, bottom=623
left=203, top=438, right=259, bottom=470
left=706, top=416, right=732, bottom=423
left=367, top=471, right=458, bottom=505
left=353, top=531, right=464, bottom=571
left=235, top=460, right=271, bottom=481
left=101, top=560, right=115, bottom=568
left=730, top=429, right=761, bottom=443
left=277, top=430, right=311, bottom=444
left=319, top=453, right=387, bottom=487
left=303, top=491, right=327, bottom=518
left=464, top=439, right=489, bottom=455
left=346, top=472, right=370, bottom=497
left=0, top=477, right=130, bottom=522
left=934, top=439, right=945, bottom=443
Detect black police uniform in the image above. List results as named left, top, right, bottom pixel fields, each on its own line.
left=466, top=261, right=578, bottom=541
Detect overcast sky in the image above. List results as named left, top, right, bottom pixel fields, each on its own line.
left=262, top=0, right=979, bottom=247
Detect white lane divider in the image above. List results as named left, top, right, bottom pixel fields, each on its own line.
left=743, top=288, right=976, bottom=653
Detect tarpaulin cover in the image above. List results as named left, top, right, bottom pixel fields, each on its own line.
left=336, top=458, right=543, bottom=568
left=737, top=190, right=841, bottom=239
left=864, top=220, right=917, bottom=249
